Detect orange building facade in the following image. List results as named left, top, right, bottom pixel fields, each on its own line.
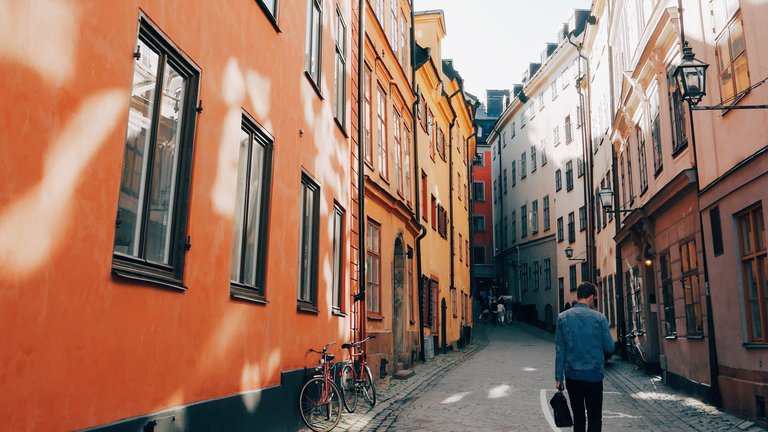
left=1, top=1, right=354, bottom=430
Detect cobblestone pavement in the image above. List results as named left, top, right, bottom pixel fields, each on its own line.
left=307, top=322, right=766, bottom=431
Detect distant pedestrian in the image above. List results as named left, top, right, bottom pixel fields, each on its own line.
left=563, top=302, right=571, bottom=312
left=555, top=282, right=614, bottom=432
left=496, top=301, right=506, bottom=325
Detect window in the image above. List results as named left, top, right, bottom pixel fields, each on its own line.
left=555, top=169, right=562, bottom=191
left=544, top=258, right=552, bottom=289
left=511, top=210, right=517, bottom=242
left=595, top=188, right=602, bottom=232
left=493, top=179, right=497, bottom=202
left=374, top=0, right=384, bottom=23
left=637, top=125, right=649, bottom=193
left=428, top=109, right=435, bottom=159
left=650, top=91, right=663, bottom=173
left=581, top=262, right=589, bottom=283
left=305, top=0, right=322, bottom=85
left=393, top=108, right=403, bottom=193
left=465, top=239, right=469, bottom=265
left=532, top=200, right=539, bottom=233
left=332, top=205, right=345, bottom=313
left=228, top=115, right=274, bottom=301
left=738, top=205, right=767, bottom=342
left=503, top=168, right=508, bottom=194
left=474, top=182, right=485, bottom=201
left=404, top=125, right=412, bottom=205
left=565, top=160, right=573, bottom=191
left=451, top=288, right=458, bottom=317
left=377, top=85, right=388, bottom=177
left=711, top=207, right=724, bottom=256
left=258, top=0, right=278, bottom=20
left=437, top=128, right=446, bottom=160
left=579, top=206, right=587, bottom=231
left=608, top=275, right=616, bottom=325
left=712, top=0, right=749, bottom=102
left=521, top=205, right=528, bottom=238
left=408, top=246, right=414, bottom=322
left=474, top=246, right=486, bottom=264
left=668, top=69, right=688, bottom=153
left=421, top=171, right=428, bottom=221
left=521, top=152, right=527, bottom=178
left=511, top=121, right=516, bottom=138
left=660, top=251, right=676, bottom=337
left=680, top=239, right=703, bottom=336
left=569, top=264, right=577, bottom=291
left=511, top=161, right=517, bottom=186
left=577, top=156, right=584, bottom=177
left=389, top=0, right=398, bottom=53
left=557, top=217, right=564, bottom=242
left=538, top=93, right=544, bottom=111
left=298, top=174, right=320, bottom=309
left=627, top=141, right=635, bottom=204
left=334, top=9, right=347, bottom=124
left=475, top=152, right=485, bottom=167
left=565, top=116, right=572, bottom=142
left=366, top=219, right=382, bottom=314
left=399, top=12, right=408, bottom=67
left=620, top=151, right=628, bottom=207
left=521, top=264, right=529, bottom=292
left=113, top=18, right=200, bottom=288
left=503, top=216, right=508, bottom=247
left=459, top=234, right=463, bottom=262
left=474, top=216, right=486, bottom=232
left=531, top=145, right=537, bottom=172
left=431, top=195, right=437, bottom=230
left=543, top=196, right=550, bottom=231
left=568, top=212, right=575, bottom=243
left=533, top=261, right=540, bottom=290
left=541, top=140, right=548, bottom=166
left=553, top=125, right=560, bottom=145
left=551, top=81, right=558, bottom=99
left=363, top=65, right=373, bottom=164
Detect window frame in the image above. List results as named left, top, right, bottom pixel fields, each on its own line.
left=660, top=250, right=677, bottom=337
left=112, top=15, right=201, bottom=291
left=377, top=84, right=388, bottom=178
left=333, top=7, right=347, bottom=127
left=304, top=0, right=323, bottom=89
left=257, top=0, right=280, bottom=28
left=298, top=173, right=321, bottom=312
left=737, top=204, right=767, bottom=343
left=331, top=204, right=346, bottom=315
left=229, top=113, right=275, bottom=303
left=680, top=238, right=703, bottom=336
left=366, top=218, right=382, bottom=316
left=543, top=196, right=550, bottom=231
left=473, top=181, right=485, bottom=202
left=712, top=3, right=750, bottom=104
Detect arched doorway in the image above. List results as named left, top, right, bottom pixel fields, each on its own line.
left=392, top=236, right=406, bottom=369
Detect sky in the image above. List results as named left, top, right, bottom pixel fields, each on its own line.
left=414, top=0, right=592, bottom=104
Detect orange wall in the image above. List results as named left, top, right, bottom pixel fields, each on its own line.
left=0, top=1, right=352, bottom=430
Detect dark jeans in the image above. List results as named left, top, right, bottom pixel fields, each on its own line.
left=565, top=378, right=603, bottom=432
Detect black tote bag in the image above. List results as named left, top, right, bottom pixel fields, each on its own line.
left=549, top=391, right=573, bottom=427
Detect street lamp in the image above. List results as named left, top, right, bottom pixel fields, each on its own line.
left=673, top=42, right=708, bottom=106
left=564, top=246, right=585, bottom=262
left=598, top=187, right=634, bottom=214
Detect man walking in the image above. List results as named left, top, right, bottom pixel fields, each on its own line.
left=554, top=282, right=614, bottom=432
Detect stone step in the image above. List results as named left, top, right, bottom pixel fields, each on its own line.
left=393, top=369, right=415, bottom=380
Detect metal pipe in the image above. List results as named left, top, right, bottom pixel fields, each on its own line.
left=356, top=0, right=367, bottom=346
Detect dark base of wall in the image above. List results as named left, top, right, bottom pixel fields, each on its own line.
left=80, top=368, right=308, bottom=432
left=664, top=370, right=716, bottom=405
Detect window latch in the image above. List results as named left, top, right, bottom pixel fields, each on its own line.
left=196, top=100, right=203, bottom=113
left=133, top=45, right=141, bottom=60
left=184, top=236, right=192, bottom=251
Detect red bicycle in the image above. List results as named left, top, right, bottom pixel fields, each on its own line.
left=299, top=341, right=342, bottom=432
left=339, top=335, right=377, bottom=413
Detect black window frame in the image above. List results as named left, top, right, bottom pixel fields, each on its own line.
left=333, top=7, right=347, bottom=128
left=230, top=113, right=275, bottom=303
left=112, top=15, right=201, bottom=291
left=331, top=203, right=346, bottom=315
left=568, top=212, right=575, bottom=243
left=565, top=160, right=574, bottom=191
left=304, top=0, right=323, bottom=91
left=543, top=195, right=550, bottom=231
left=555, top=169, right=562, bottom=191
left=473, top=181, right=485, bottom=202
left=257, top=0, right=280, bottom=29
left=297, top=173, right=321, bottom=313
left=557, top=217, right=564, bottom=242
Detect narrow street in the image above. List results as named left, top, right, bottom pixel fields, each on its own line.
left=336, top=322, right=766, bottom=432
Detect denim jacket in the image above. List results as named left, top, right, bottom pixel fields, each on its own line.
left=555, top=303, right=614, bottom=382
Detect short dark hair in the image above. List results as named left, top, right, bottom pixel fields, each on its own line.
left=576, top=282, right=597, bottom=300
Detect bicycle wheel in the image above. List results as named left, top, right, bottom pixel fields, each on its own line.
left=298, top=377, right=342, bottom=432
left=340, top=363, right=358, bottom=413
left=360, top=365, right=377, bottom=407
left=627, top=345, right=644, bottom=370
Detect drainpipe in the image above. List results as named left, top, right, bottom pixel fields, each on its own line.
left=409, top=0, right=428, bottom=363
left=678, top=0, right=720, bottom=406
left=466, top=131, right=478, bottom=303
left=567, top=31, right=596, bottom=283
left=355, top=0, right=367, bottom=345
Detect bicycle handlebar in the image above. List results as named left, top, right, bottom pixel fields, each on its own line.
left=307, top=340, right=336, bottom=354
left=341, top=335, right=375, bottom=349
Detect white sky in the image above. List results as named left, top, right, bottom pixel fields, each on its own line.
left=414, top=0, right=593, bottom=104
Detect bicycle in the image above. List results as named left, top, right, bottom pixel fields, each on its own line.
left=299, top=341, right=342, bottom=432
left=338, top=335, right=377, bottom=413
left=624, top=329, right=646, bottom=371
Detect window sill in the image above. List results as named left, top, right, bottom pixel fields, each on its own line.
left=304, top=71, right=324, bottom=100
left=332, top=308, right=347, bottom=317
left=671, top=142, right=688, bottom=159
left=653, top=166, right=663, bottom=178
left=334, top=117, right=348, bottom=137
left=112, top=257, right=186, bottom=292
left=665, top=335, right=677, bottom=340
left=367, top=314, right=384, bottom=321
left=231, top=283, right=268, bottom=305
left=743, top=343, right=768, bottom=349
left=685, top=334, right=704, bottom=340
left=297, top=302, right=319, bottom=315
left=378, top=173, right=390, bottom=184
left=256, top=2, right=281, bottom=33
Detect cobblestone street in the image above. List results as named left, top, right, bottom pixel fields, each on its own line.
left=324, top=322, right=766, bottom=432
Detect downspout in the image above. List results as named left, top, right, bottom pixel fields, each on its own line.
left=356, top=0, right=367, bottom=344
left=466, top=130, right=478, bottom=303
left=447, top=103, right=457, bottom=355
left=678, top=0, right=720, bottom=406
left=409, top=0, right=428, bottom=363
left=568, top=31, right=596, bottom=282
